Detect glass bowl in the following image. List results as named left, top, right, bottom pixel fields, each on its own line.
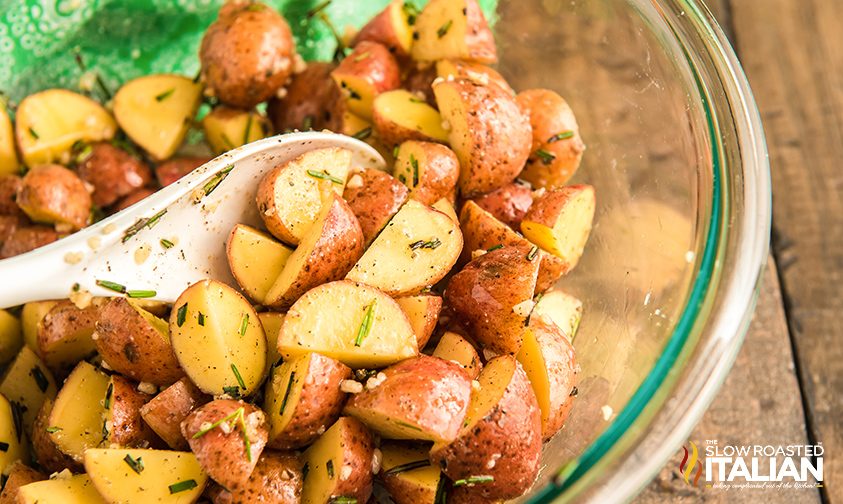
left=0, top=0, right=770, bottom=501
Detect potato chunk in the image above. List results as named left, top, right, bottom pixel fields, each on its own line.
left=202, top=106, right=272, bottom=154
left=372, top=90, right=449, bottom=147
left=301, top=417, right=375, bottom=504
left=411, top=0, right=497, bottom=63
left=226, top=224, right=294, bottom=305
left=379, top=442, right=444, bottom=504
left=0, top=394, right=28, bottom=474
left=431, top=331, right=481, bottom=379
left=331, top=41, right=401, bottom=120
left=17, top=474, right=105, bottom=504
left=0, top=107, right=19, bottom=175
left=47, top=361, right=110, bottom=462
left=0, top=346, right=56, bottom=436
left=16, top=165, right=92, bottom=231
left=352, top=0, right=415, bottom=57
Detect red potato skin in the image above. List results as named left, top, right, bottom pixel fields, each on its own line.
left=140, top=377, right=210, bottom=450
left=325, top=417, right=377, bottom=503
left=107, top=375, right=159, bottom=447
left=400, top=141, right=460, bottom=206
left=267, top=62, right=342, bottom=132
left=76, top=142, right=152, bottom=207
left=0, top=225, right=60, bottom=259
left=352, top=1, right=411, bottom=57
left=31, top=399, right=82, bottom=474
left=0, top=215, right=25, bottom=250
left=528, top=320, right=579, bottom=440
left=471, top=182, right=534, bottom=229
left=462, top=0, right=498, bottom=64
left=182, top=399, right=269, bottom=489
left=0, top=462, right=46, bottom=504
left=16, top=164, right=91, bottom=230
left=112, top=187, right=155, bottom=212
left=155, top=157, right=212, bottom=187
left=402, top=64, right=438, bottom=107
left=448, top=484, right=504, bottom=504
left=343, top=169, right=409, bottom=245
left=333, top=41, right=402, bottom=98
left=209, top=451, right=303, bottom=504
left=0, top=175, right=23, bottom=216
left=37, top=299, right=101, bottom=376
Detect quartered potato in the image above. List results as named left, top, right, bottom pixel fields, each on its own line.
left=531, top=289, right=583, bottom=341
left=352, top=0, right=415, bottom=57
left=47, top=361, right=110, bottom=462
left=0, top=309, right=22, bottom=365
left=37, top=299, right=102, bottom=376
left=16, top=164, right=92, bottom=232
left=103, top=375, right=157, bottom=448
left=0, top=106, right=19, bottom=175
left=139, top=377, right=209, bottom=451
left=85, top=448, right=208, bottom=504
left=202, top=106, right=272, bottom=154
left=342, top=169, right=408, bottom=246
left=267, top=62, right=340, bottom=133
left=113, top=74, right=203, bottom=160
left=226, top=224, right=294, bottom=305
left=17, top=474, right=105, bottom=504
left=395, top=294, right=442, bottom=349
left=278, top=281, right=417, bottom=368
left=169, top=280, right=266, bottom=396
left=210, top=451, right=303, bottom=504
left=31, top=399, right=80, bottom=474
left=436, top=59, right=514, bottom=95
left=346, top=200, right=462, bottom=296
left=472, top=182, right=534, bottom=229
left=257, top=312, right=284, bottom=367
left=0, top=346, right=56, bottom=436
left=379, top=442, right=444, bottom=504
left=331, top=41, right=401, bottom=120
left=0, top=394, right=28, bottom=474
left=301, top=417, right=375, bottom=504
left=0, top=462, right=45, bottom=503
left=76, top=142, right=152, bottom=208
left=431, top=331, right=481, bottom=379
left=15, top=89, right=117, bottom=167
left=393, top=141, right=459, bottom=206
left=411, top=0, right=497, bottom=63
left=372, top=90, right=450, bottom=147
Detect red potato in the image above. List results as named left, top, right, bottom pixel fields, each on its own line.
left=352, top=0, right=414, bottom=57
left=0, top=215, right=25, bottom=251
left=411, top=0, right=497, bottom=64
left=267, top=62, right=342, bottom=132
left=301, top=417, right=376, bottom=504
left=16, top=164, right=91, bottom=231
left=106, top=375, right=158, bottom=448
left=209, top=451, right=304, bottom=504
left=331, top=41, right=401, bottom=120
left=435, top=59, right=514, bottom=95
left=76, top=142, right=152, bottom=207
left=372, top=89, right=450, bottom=148
left=379, top=442, right=444, bottom=504
left=37, top=299, right=102, bottom=376
left=0, top=175, right=23, bottom=216
left=343, top=169, right=408, bottom=245
left=431, top=331, right=481, bottom=379
left=0, top=225, right=59, bottom=259
left=402, top=64, right=438, bottom=107
left=140, top=377, right=210, bottom=450
left=155, top=157, right=212, bottom=187
left=395, top=294, right=442, bottom=349
left=200, top=2, right=297, bottom=108
left=112, top=187, right=155, bottom=212
left=471, top=182, right=534, bottom=229
left=30, top=399, right=81, bottom=474
left=0, top=462, right=45, bottom=504
left=392, top=141, right=459, bottom=206
left=182, top=399, right=269, bottom=489
left=429, top=355, right=542, bottom=500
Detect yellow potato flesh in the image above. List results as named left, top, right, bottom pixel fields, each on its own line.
left=0, top=107, right=19, bottom=175
left=113, top=75, right=203, bottom=160
left=85, top=448, right=208, bottom=504
left=202, top=108, right=271, bottom=154
left=520, top=189, right=596, bottom=261
left=374, top=90, right=449, bottom=142
left=301, top=418, right=353, bottom=504
left=15, top=89, right=117, bottom=167
left=227, top=224, right=294, bottom=304
left=48, top=361, right=110, bottom=461
left=18, top=474, right=105, bottom=504
left=258, top=312, right=285, bottom=366
left=170, top=280, right=266, bottom=396
left=21, top=301, right=58, bottom=351
left=394, top=295, right=437, bottom=344
left=532, top=290, right=583, bottom=341
left=431, top=81, right=471, bottom=182
left=431, top=332, right=479, bottom=377
left=263, top=353, right=311, bottom=440
left=278, top=281, right=417, bottom=369
left=0, top=346, right=56, bottom=436
left=431, top=198, right=457, bottom=222
left=346, top=200, right=462, bottom=296
left=380, top=443, right=441, bottom=500
left=390, top=0, right=415, bottom=52
left=341, top=111, right=372, bottom=137
left=0, top=394, right=28, bottom=474
left=411, top=0, right=469, bottom=62
left=334, top=75, right=377, bottom=120
left=0, top=309, right=22, bottom=365
left=516, top=328, right=551, bottom=425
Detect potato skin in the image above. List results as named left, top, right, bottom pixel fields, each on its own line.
left=461, top=0, right=497, bottom=64
left=0, top=461, right=45, bottom=504
left=0, top=215, right=24, bottom=251
left=95, top=297, right=185, bottom=386
left=182, top=399, right=269, bottom=489
left=210, top=451, right=303, bottom=504
left=76, top=142, right=152, bottom=207
left=267, top=62, right=342, bottom=132
left=112, top=187, right=155, bottom=212
left=516, top=89, right=585, bottom=189
left=343, top=169, right=408, bottom=245
left=16, top=164, right=91, bottom=230
left=324, top=417, right=376, bottom=502
left=200, top=2, right=297, bottom=108
left=140, top=377, right=210, bottom=450
left=526, top=320, right=578, bottom=440
left=155, top=157, right=212, bottom=187
left=398, top=141, right=460, bottom=206
left=0, top=175, right=23, bottom=216
left=430, top=356, right=541, bottom=500
left=444, top=245, right=539, bottom=354
left=333, top=41, right=402, bottom=97
left=31, top=399, right=82, bottom=474
left=37, top=299, right=101, bottom=376
left=352, top=0, right=411, bottom=57
left=107, top=375, right=158, bottom=447
left=472, top=182, right=533, bottom=229
left=0, top=225, right=59, bottom=259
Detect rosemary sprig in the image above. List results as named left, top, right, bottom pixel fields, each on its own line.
left=96, top=280, right=126, bottom=293
left=453, top=475, right=494, bottom=487
left=437, top=19, right=453, bottom=38
left=231, top=363, right=246, bottom=389
left=548, top=130, right=574, bottom=143
left=535, top=149, right=556, bottom=165
left=306, top=169, right=344, bottom=185
left=383, top=459, right=431, bottom=475
left=191, top=406, right=253, bottom=461
left=123, top=454, right=144, bottom=474
left=409, top=238, right=442, bottom=250
left=354, top=300, right=376, bottom=347
left=279, top=371, right=296, bottom=415
left=239, top=314, right=249, bottom=336
left=155, top=88, right=175, bottom=102
left=168, top=479, right=198, bottom=494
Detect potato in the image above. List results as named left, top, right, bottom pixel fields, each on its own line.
left=392, top=141, right=459, bottom=205
left=278, top=280, right=417, bottom=368
left=209, top=451, right=303, bottom=504
left=459, top=200, right=564, bottom=293
left=301, top=417, right=375, bottom=504
left=433, top=78, right=531, bottom=197
left=104, top=375, right=157, bottom=448
left=411, top=0, right=496, bottom=64
left=226, top=224, right=294, bottom=304
left=85, top=448, right=208, bottom=504
left=379, top=442, right=443, bottom=504
left=113, top=75, right=203, bottom=160
left=429, top=355, right=541, bottom=500
left=431, top=331, right=481, bottom=379
left=256, top=147, right=352, bottom=245
left=15, top=89, right=117, bottom=167
left=37, top=299, right=101, bottom=376
left=16, top=164, right=91, bottom=231
left=352, top=0, right=414, bottom=57
left=395, top=294, right=442, bottom=349
left=0, top=215, right=21, bottom=252
left=17, top=474, right=105, bottom=504
left=448, top=484, right=504, bottom=504
left=0, top=346, right=56, bottom=437
left=112, top=187, right=155, bottom=212
left=76, top=142, right=152, bottom=207
left=0, top=310, right=22, bottom=365
left=0, top=462, right=45, bottom=504
left=263, top=192, right=364, bottom=309
left=346, top=200, right=462, bottom=296
left=170, top=280, right=266, bottom=396
left=200, top=2, right=296, bottom=109
left=435, top=59, right=514, bottom=95
left=267, top=62, right=341, bottom=133
left=472, top=182, right=533, bottom=229
left=345, top=355, right=470, bottom=442
left=257, top=312, right=284, bottom=367
left=0, top=225, right=60, bottom=259
left=516, top=320, right=578, bottom=440
left=0, top=107, right=19, bottom=176
left=181, top=399, right=268, bottom=489
left=372, top=90, right=449, bottom=147
left=47, top=361, right=110, bottom=462
left=343, top=169, right=408, bottom=245
left=202, top=106, right=272, bottom=154
left=140, top=377, right=209, bottom=451
left=155, top=157, right=211, bottom=187
left=516, top=89, right=585, bottom=189
left=332, top=41, right=401, bottom=120
left=95, top=297, right=184, bottom=386
left=264, top=352, right=351, bottom=449
left=520, top=185, right=596, bottom=272
left=532, top=289, right=583, bottom=341
left=31, top=399, right=80, bottom=473
left=0, top=394, right=27, bottom=474
left=402, top=64, right=437, bottom=107
left=0, top=176, right=22, bottom=216
left=444, top=245, right=539, bottom=354
left=431, top=197, right=457, bottom=222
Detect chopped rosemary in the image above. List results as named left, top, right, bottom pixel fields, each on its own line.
left=239, top=314, right=249, bottom=336
left=354, top=300, right=376, bottom=347
left=28, top=127, right=39, bottom=139
left=168, top=479, right=198, bottom=494
left=222, top=386, right=242, bottom=399
left=302, top=115, right=314, bottom=131
left=127, top=290, right=156, bottom=299
left=402, top=2, right=419, bottom=25
left=548, top=130, right=574, bottom=143
left=96, top=280, right=126, bottom=293
left=437, top=19, right=453, bottom=38
left=395, top=420, right=422, bottom=431
left=487, top=244, right=504, bottom=252
left=410, top=154, right=419, bottom=187
left=393, top=145, right=400, bottom=158
left=397, top=173, right=407, bottom=184
left=231, top=363, right=246, bottom=389
left=160, top=238, right=174, bottom=249
left=306, top=169, right=344, bottom=185
left=434, top=473, right=448, bottom=504
left=409, top=238, right=442, bottom=250
left=527, top=245, right=539, bottom=261
left=75, top=144, right=93, bottom=164
left=0, top=442, right=8, bottom=452
left=302, top=462, right=310, bottom=480
left=348, top=88, right=362, bottom=100
left=279, top=371, right=296, bottom=415
left=243, top=114, right=254, bottom=145
left=45, top=426, right=62, bottom=433
left=9, top=402, right=23, bottom=441
left=535, top=149, right=556, bottom=165
left=30, top=366, right=48, bottom=393
left=453, top=475, right=494, bottom=486
left=122, top=209, right=167, bottom=242
left=191, top=406, right=253, bottom=461
left=104, top=382, right=114, bottom=410
left=352, top=127, right=372, bottom=140
left=197, top=312, right=206, bottom=326
left=330, top=498, right=357, bottom=504
left=73, top=52, right=112, bottom=99
left=200, top=165, right=235, bottom=198
left=409, top=96, right=426, bottom=104
left=383, top=459, right=430, bottom=475
left=124, top=454, right=144, bottom=474
left=307, top=0, right=332, bottom=18
left=155, top=88, right=175, bottom=102
left=176, top=303, right=188, bottom=327
left=327, top=459, right=335, bottom=479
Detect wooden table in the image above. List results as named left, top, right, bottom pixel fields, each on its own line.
left=636, top=1, right=841, bottom=502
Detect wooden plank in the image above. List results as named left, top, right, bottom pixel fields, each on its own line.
left=725, top=0, right=843, bottom=501
left=635, top=260, right=820, bottom=503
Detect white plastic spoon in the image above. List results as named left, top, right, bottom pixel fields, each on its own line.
left=0, top=132, right=385, bottom=308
